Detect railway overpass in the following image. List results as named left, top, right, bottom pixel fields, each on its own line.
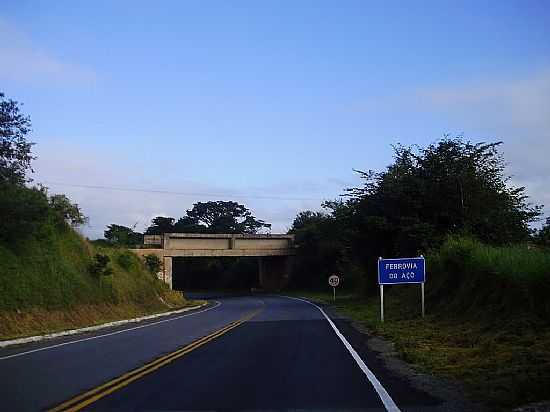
left=131, top=233, right=295, bottom=291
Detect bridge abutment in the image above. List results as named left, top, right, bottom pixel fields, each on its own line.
left=163, top=256, right=173, bottom=289
left=258, top=256, right=292, bottom=291
left=131, top=233, right=295, bottom=292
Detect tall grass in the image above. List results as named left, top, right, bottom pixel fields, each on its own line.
left=427, top=236, right=550, bottom=321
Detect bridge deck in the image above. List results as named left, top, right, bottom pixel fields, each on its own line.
left=137, top=233, right=295, bottom=258
left=132, top=248, right=294, bottom=257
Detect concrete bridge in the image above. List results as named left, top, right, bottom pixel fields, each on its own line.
left=131, top=233, right=295, bottom=291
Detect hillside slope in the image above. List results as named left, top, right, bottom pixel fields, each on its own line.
left=0, top=226, right=189, bottom=340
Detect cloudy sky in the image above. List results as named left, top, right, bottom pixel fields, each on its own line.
left=2, top=1, right=549, bottom=238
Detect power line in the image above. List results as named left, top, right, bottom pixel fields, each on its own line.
left=41, top=181, right=328, bottom=202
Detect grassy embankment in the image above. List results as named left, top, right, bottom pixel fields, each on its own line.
left=0, top=228, right=200, bottom=340
left=293, top=237, right=550, bottom=411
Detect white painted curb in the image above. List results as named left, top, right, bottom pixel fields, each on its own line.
left=0, top=303, right=207, bottom=349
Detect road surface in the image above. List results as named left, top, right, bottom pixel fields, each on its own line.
left=0, top=295, right=439, bottom=411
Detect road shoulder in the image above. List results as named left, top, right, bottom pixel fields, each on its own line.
left=304, top=297, right=485, bottom=412
left=0, top=301, right=214, bottom=356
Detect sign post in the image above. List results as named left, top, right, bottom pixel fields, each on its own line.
left=420, top=282, right=425, bottom=317
left=328, top=274, right=340, bottom=301
left=378, top=256, right=426, bottom=322
left=380, top=284, right=384, bottom=322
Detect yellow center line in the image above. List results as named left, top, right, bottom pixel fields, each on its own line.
left=48, top=321, right=238, bottom=412
left=48, top=307, right=263, bottom=412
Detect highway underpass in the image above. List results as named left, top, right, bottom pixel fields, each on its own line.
left=131, top=233, right=295, bottom=291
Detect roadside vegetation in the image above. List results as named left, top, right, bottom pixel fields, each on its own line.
left=291, top=238, right=550, bottom=411
left=0, top=92, right=194, bottom=340
left=0, top=234, right=192, bottom=339
left=287, top=139, right=550, bottom=410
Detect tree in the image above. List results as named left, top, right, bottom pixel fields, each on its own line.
left=183, top=201, right=271, bottom=234
left=0, top=93, right=34, bottom=185
left=290, top=210, right=327, bottom=231
left=173, top=215, right=206, bottom=233
left=145, top=202, right=270, bottom=235
left=288, top=209, right=350, bottom=289
left=145, top=216, right=175, bottom=234
left=346, top=138, right=541, bottom=248
left=535, top=217, right=550, bottom=247
left=0, top=93, right=91, bottom=245
left=289, top=137, right=543, bottom=294
left=143, top=254, right=162, bottom=275
left=104, top=224, right=143, bottom=246
left=0, top=184, right=50, bottom=242
left=49, top=194, right=88, bottom=227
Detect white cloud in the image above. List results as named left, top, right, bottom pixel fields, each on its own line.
left=31, top=140, right=326, bottom=238
left=0, top=19, right=96, bottom=85
left=418, top=71, right=550, bottom=133
left=345, top=69, right=550, bottom=224
left=415, top=69, right=550, bottom=222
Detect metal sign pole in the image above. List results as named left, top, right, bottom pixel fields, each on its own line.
left=421, top=282, right=425, bottom=318
left=380, top=284, right=384, bottom=322
left=333, top=287, right=336, bottom=301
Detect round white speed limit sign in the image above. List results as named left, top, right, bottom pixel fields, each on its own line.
left=328, top=275, right=340, bottom=287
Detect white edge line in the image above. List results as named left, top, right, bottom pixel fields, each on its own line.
left=0, top=301, right=221, bottom=360
left=0, top=303, right=207, bottom=349
left=282, top=295, right=401, bottom=412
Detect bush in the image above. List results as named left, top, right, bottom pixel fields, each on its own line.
left=117, top=251, right=137, bottom=271
left=143, top=254, right=162, bottom=275
left=0, top=184, right=50, bottom=243
left=89, top=253, right=113, bottom=278
left=49, top=194, right=88, bottom=228
left=427, top=236, right=550, bottom=321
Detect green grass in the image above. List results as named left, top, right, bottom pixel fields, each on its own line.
left=0, top=227, right=194, bottom=339
left=428, top=236, right=550, bottom=321
left=446, top=237, right=550, bottom=280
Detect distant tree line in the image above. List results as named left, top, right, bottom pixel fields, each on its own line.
left=145, top=201, right=271, bottom=235
left=103, top=201, right=271, bottom=290
left=104, top=201, right=270, bottom=247
left=289, top=137, right=545, bottom=292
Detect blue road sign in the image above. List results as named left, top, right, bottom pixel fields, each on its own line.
left=378, top=256, right=426, bottom=284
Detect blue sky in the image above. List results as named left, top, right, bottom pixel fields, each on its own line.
left=2, top=1, right=549, bottom=237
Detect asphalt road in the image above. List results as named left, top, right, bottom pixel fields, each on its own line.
left=0, top=295, right=440, bottom=411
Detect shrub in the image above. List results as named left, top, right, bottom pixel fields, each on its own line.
left=143, top=254, right=162, bottom=275
left=89, top=253, right=113, bottom=277
left=49, top=194, right=88, bottom=228
left=0, top=184, right=50, bottom=243
left=427, top=236, right=550, bottom=321
left=117, top=251, right=136, bottom=271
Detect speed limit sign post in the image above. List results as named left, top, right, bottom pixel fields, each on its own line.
left=328, top=274, right=340, bottom=301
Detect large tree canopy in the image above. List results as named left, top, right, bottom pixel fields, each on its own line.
left=0, top=92, right=87, bottom=244
left=145, top=201, right=271, bottom=235
left=289, top=137, right=543, bottom=292
left=345, top=138, right=541, bottom=250
left=104, top=224, right=143, bottom=246
left=145, top=216, right=176, bottom=235
left=184, top=201, right=271, bottom=234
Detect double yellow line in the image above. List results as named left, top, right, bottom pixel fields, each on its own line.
left=49, top=307, right=262, bottom=412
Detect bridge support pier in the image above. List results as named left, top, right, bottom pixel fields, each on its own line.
left=258, top=256, right=292, bottom=291
left=163, top=256, right=173, bottom=289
